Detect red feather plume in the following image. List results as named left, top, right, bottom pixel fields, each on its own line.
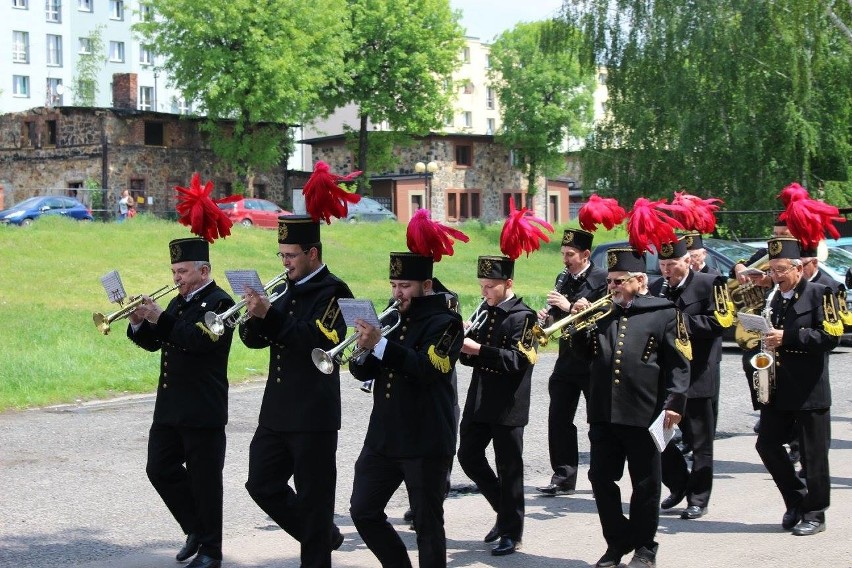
left=175, top=172, right=238, bottom=243
left=302, top=161, right=362, bottom=224
left=578, top=194, right=627, bottom=231
left=777, top=182, right=844, bottom=249
left=406, top=209, right=470, bottom=262
left=670, top=191, right=723, bottom=234
left=627, top=197, right=686, bottom=253
left=500, top=197, right=555, bottom=260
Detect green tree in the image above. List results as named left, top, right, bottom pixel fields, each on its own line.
left=135, top=0, right=350, bottom=195
left=74, top=25, right=106, bottom=106
left=333, top=0, right=465, bottom=191
left=564, top=0, right=852, bottom=237
left=489, top=19, right=595, bottom=207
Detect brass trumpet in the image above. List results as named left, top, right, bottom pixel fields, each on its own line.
left=464, top=299, right=488, bottom=337
left=533, top=294, right=614, bottom=347
left=93, top=284, right=178, bottom=335
left=312, top=300, right=402, bottom=375
left=204, top=269, right=289, bottom=336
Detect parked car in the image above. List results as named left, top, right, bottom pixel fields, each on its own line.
left=345, top=196, right=397, bottom=223
left=217, top=198, right=292, bottom=229
left=0, top=196, right=94, bottom=226
left=827, top=236, right=852, bottom=255
left=745, top=241, right=851, bottom=287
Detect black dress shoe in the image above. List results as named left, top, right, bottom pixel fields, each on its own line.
left=535, top=483, right=575, bottom=495
left=483, top=524, right=500, bottom=543
left=185, top=555, right=221, bottom=568
left=680, top=505, right=707, bottom=519
left=491, top=536, right=519, bottom=556
left=332, top=526, right=344, bottom=550
left=176, top=534, right=200, bottom=562
left=403, top=508, right=414, bottom=521
left=782, top=507, right=801, bottom=530
left=660, top=490, right=685, bottom=510
left=792, top=519, right=826, bottom=536
left=595, top=547, right=626, bottom=568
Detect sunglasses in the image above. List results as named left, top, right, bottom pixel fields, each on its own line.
left=606, top=276, right=636, bottom=286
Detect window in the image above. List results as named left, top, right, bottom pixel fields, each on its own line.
left=45, top=120, right=57, bottom=145
left=503, top=192, right=527, bottom=215
left=139, top=3, right=153, bottom=21
left=46, top=34, right=62, bottom=66
left=46, top=0, right=61, bottom=21
left=455, top=144, right=472, bottom=167
left=485, top=87, right=495, bottom=109
left=13, top=75, right=30, bottom=97
left=77, top=0, right=91, bottom=11
left=47, top=77, right=63, bottom=104
left=139, top=45, right=153, bottom=65
left=443, top=112, right=453, bottom=127
left=139, top=86, right=154, bottom=110
left=144, top=121, right=163, bottom=145
left=78, top=37, right=91, bottom=54
left=463, top=81, right=474, bottom=95
left=598, top=72, right=607, bottom=85
left=109, top=41, right=125, bottom=62
left=486, top=118, right=495, bottom=135
left=109, top=0, right=123, bottom=19
left=177, top=97, right=191, bottom=115
left=485, top=54, right=491, bottom=68
left=13, top=31, right=29, bottom=63
left=461, top=46, right=470, bottom=63
left=13, top=0, right=27, bottom=7
left=463, top=111, right=472, bottom=128
left=446, top=189, right=481, bottom=221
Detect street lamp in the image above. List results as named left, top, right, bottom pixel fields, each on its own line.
left=414, top=160, right=438, bottom=210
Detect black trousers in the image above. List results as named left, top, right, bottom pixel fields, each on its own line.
left=146, top=423, right=226, bottom=560
left=588, top=422, right=660, bottom=557
left=350, top=447, right=451, bottom=568
left=661, top=397, right=715, bottom=508
left=245, top=427, right=338, bottom=568
left=547, top=375, right=589, bottom=487
left=457, top=420, right=525, bottom=540
left=756, top=406, right=831, bottom=522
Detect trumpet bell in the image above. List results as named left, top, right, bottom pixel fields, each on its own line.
left=204, top=312, right=226, bottom=336
left=311, top=348, right=336, bottom=375
left=93, top=312, right=111, bottom=335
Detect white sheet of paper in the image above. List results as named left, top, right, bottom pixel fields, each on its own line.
left=225, top=270, right=265, bottom=297
left=337, top=298, right=381, bottom=328
left=736, top=311, right=772, bottom=333
left=649, top=410, right=676, bottom=453
left=100, top=270, right=127, bottom=303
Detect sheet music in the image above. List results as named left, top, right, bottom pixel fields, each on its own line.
left=225, top=270, right=265, bottom=297
left=337, top=298, right=381, bottom=328
left=736, top=311, right=772, bottom=333
left=100, top=270, right=127, bottom=303
left=649, top=410, right=676, bottom=453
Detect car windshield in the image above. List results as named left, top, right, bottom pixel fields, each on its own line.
left=824, top=247, right=852, bottom=274
left=703, top=238, right=757, bottom=261
left=11, top=197, right=42, bottom=209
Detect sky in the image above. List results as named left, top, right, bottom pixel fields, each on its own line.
left=450, top=0, right=565, bottom=42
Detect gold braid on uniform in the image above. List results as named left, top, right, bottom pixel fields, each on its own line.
left=196, top=322, right=220, bottom=341
left=713, top=281, right=735, bottom=328
left=822, top=289, right=844, bottom=337
left=428, top=325, right=458, bottom=373
left=517, top=317, right=538, bottom=364
left=675, top=310, right=693, bottom=360
left=316, top=297, right=342, bottom=344
left=837, top=289, right=852, bottom=327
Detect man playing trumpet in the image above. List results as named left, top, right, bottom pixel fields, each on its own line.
left=535, top=228, right=608, bottom=496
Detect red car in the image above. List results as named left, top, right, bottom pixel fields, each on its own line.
left=217, top=198, right=292, bottom=229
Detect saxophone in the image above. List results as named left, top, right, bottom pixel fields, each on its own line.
left=750, top=284, right=778, bottom=405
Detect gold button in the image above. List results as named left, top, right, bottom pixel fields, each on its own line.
left=276, top=378, right=281, bottom=383
left=615, top=359, right=621, bottom=364
left=277, top=354, right=281, bottom=360
left=614, top=379, right=620, bottom=384
left=402, top=326, right=408, bottom=332
left=163, top=361, right=168, bottom=367
left=399, top=335, right=405, bottom=340
left=289, top=311, right=294, bottom=315
left=388, top=372, right=394, bottom=378
left=620, top=326, right=627, bottom=330
left=385, top=393, right=391, bottom=399
left=163, top=372, right=168, bottom=378
left=291, top=299, right=296, bottom=305
left=619, top=333, right=625, bottom=338
left=162, top=383, right=168, bottom=388
left=386, top=383, right=391, bottom=388
left=621, top=317, right=627, bottom=322
left=616, top=350, right=622, bottom=355
left=614, top=369, right=620, bottom=374
left=618, top=341, right=624, bottom=346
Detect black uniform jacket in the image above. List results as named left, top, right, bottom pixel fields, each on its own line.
left=699, top=265, right=722, bottom=276
left=649, top=271, right=724, bottom=398
left=128, top=281, right=235, bottom=428
left=240, top=266, right=353, bottom=432
left=547, top=263, right=609, bottom=380
left=572, top=295, right=690, bottom=428
left=767, top=277, right=838, bottom=411
left=459, top=297, right=538, bottom=427
left=350, top=294, right=464, bottom=459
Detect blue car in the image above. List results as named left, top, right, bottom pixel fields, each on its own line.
left=0, top=196, right=94, bottom=226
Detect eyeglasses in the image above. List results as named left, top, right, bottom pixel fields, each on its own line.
left=767, top=265, right=795, bottom=275
left=277, top=249, right=309, bottom=261
left=606, top=276, right=636, bottom=286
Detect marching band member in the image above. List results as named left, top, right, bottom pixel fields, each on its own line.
left=349, top=213, right=466, bottom=568
left=650, top=237, right=725, bottom=520
left=457, top=201, right=549, bottom=556
left=683, top=231, right=721, bottom=276
left=536, top=227, right=608, bottom=497
left=570, top=198, right=690, bottom=568
left=128, top=174, right=237, bottom=568
left=241, top=162, right=359, bottom=568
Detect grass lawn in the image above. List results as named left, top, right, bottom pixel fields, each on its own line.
left=0, top=214, right=627, bottom=411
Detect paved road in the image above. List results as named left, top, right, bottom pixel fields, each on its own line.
left=1, top=346, right=851, bottom=567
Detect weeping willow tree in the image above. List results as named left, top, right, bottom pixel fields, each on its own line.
left=563, top=0, right=852, bottom=237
